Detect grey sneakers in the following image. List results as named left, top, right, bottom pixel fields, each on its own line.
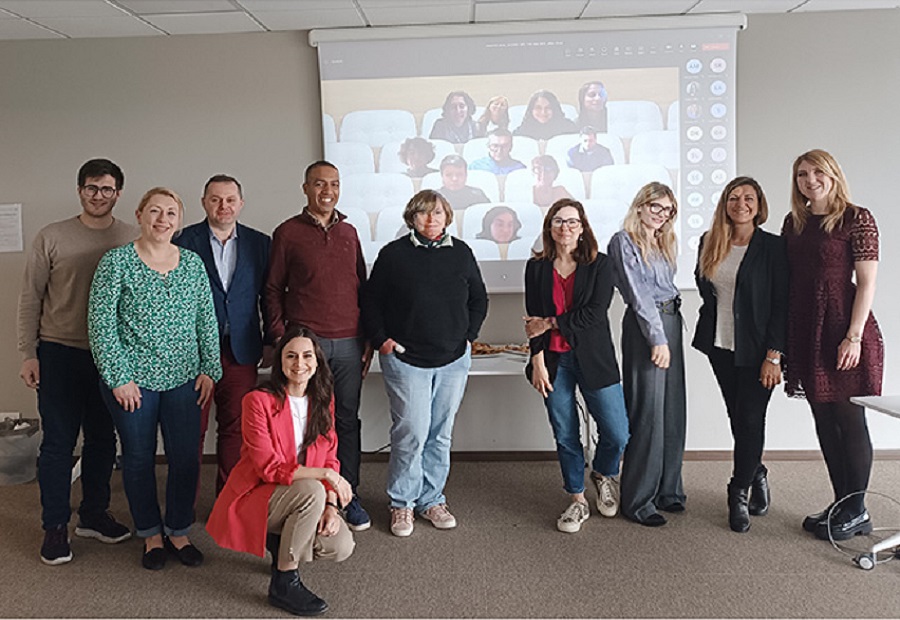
left=557, top=501, right=590, bottom=533
left=591, top=473, right=620, bottom=518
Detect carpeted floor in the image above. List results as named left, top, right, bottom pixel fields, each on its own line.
left=2, top=459, right=900, bottom=618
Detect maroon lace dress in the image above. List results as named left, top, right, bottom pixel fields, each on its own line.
left=782, top=207, right=883, bottom=403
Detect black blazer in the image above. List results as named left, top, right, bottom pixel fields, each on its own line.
left=175, top=221, right=271, bottom=366
left=524, top=255, right=620, bottom=390
left=692, top=228, right=787, bottom=367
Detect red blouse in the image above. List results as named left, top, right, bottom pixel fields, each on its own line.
left=549, top=269, right=575, bottom=353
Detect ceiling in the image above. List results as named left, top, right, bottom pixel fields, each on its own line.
left=0, top=0, right=897, bottom=40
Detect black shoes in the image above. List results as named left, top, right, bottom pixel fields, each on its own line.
left=814, top=508, right=872, bottom=541
left=748, top=465, right=770, bottom=516
left=40, top=524, right=73, bottom=566
left=632, top=513, right=667, bottom=527
left=658, top=502, right=685, bottom=513
left=802, top=504, right=834, bottom=533
left=75, top=511, right=132, bottom=544
left=727, top=482, right=750, bottom=533
left=269, top=569, right=329, bottom=616
left=142, top=545, right=167, bottom=570
left=164, top=536, right=204, bottom=567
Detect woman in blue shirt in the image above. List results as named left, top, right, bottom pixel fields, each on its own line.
left=608, top=182, right=686, bottom=527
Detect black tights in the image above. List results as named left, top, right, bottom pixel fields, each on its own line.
left=810, top=400, right=872, bottom=514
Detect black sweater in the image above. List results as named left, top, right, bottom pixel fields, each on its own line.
left=361, top=236, right=488, bottom=368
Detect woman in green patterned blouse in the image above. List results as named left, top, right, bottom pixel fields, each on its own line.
left=88, top=187, right=222, bottom=571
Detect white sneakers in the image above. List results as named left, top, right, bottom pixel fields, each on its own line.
left=391, top=504, right=459, bottom=537
left=592, top=473, right=620, bottom=518
left=557, top=501, right=590, bottom=533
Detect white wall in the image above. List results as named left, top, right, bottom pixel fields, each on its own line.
left=1, top=11, right=898, bottom=454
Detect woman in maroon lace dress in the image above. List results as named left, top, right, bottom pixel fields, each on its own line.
left=783, top=149, right=883, bottom=542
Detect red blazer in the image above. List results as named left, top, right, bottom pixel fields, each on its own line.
left=206, top=389, right=339, bottom=557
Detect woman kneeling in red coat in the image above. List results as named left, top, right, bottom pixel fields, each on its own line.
left=207, top=326, right=355, bottom=616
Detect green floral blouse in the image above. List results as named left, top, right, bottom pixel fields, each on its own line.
left=88, top=242, right=222, bottom=391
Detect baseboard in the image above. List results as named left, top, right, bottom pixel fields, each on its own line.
left=195, top=449, right=900, bottom=465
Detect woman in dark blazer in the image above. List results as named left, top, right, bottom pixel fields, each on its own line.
left=524, top=199, right=629, bottom=534
left=693, top=176, right=787, bottom=533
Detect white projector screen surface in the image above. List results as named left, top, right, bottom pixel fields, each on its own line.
left=317, top=25, right=738, bottom=292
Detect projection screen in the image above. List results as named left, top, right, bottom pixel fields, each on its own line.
left=313, top=15, right=745, bottom=291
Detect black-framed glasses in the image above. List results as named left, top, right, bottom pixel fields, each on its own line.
left=647, top=202, right=674, bottom=216
left=550, top=217, right=582, bottom=229
left=81, top=185, right=117, bottom=198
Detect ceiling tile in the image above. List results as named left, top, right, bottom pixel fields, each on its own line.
left=115, top=0, right=237, bottom=14
left=582, top=0, right=697, bottom=18
left=252, top=8, right=365, bottom=29
left=0, top=18, right=64, bottom=38
left=793, top=0, right=900, bottom=11
left=0, top=1, right=122, bottom=18
left=364, top=4, right=471, bottom=26
left=239, top=0, right=356, bottom=10
left=35, top=15, right=162, bottom=37
left=475, top=0, right=586, bottom=22
left=142, top=11, right=263, bottom=34
left=359, top=0, right=469, bottom=6
left=690, top=0, right=801, bottom=13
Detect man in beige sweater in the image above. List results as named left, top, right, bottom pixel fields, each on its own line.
left=17, top=159, right=138, bottom=565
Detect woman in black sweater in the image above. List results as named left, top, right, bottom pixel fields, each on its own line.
left=361, top=190, right=488, bottom=538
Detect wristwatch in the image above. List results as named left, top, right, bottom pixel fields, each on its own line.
left=845, top=335, right=862, bottom=344
left=765, top=356, right=781, bottom=366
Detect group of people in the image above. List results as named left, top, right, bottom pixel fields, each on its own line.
left=17, top=147, right=883, bottom=616
left=428, top=82, right=610, bottom=145
left=523, top=149, right=882, bottom=543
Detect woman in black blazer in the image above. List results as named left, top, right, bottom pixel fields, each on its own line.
left=693, top=176, right=788, bottom=533
left=524, top=199, right=629, bottom=534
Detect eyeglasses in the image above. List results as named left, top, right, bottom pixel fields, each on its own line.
left=487, top=142, right=511, bottom=151
left=646, top=202, right=675, bottom=216
left=550, top=217, right=582, bottom=229
left=81, top=185, right=117, bottom=198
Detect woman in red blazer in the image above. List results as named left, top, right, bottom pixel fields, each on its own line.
left=207, top=326, right=354, bottom=617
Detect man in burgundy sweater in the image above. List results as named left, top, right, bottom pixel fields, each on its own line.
left=264, top=161, right=372, bottom=531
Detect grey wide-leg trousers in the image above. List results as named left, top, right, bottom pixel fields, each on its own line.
left=619, top=307, right=687, bottom=522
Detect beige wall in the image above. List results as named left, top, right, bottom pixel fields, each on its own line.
left=1, top=10, right=898, bottom=452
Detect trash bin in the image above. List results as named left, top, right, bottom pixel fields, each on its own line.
left=0, top=417, right=41, bottom=485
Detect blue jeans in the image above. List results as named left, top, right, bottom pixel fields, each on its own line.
left=543, top=351, right=630, bottom=495
left=100, top=380, right=201, bottom=538
left=318, top=336, right=364, bottom=492
left=36, top=342, right=117, bottom=529
left=380, top=348, right=471, bottom=511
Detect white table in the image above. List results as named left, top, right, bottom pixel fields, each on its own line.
left=849, top=396, right=900, bottom=570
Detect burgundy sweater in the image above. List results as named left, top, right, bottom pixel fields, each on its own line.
left=264, top=210, right=366, bottom=342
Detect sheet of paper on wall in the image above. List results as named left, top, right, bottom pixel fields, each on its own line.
left=0, top=204, right=23, bottom=252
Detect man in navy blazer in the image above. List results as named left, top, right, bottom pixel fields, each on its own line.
left=176, top=174, right=271, bottom=495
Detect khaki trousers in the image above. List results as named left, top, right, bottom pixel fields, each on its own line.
left=267, top=478, right=355, bottom=564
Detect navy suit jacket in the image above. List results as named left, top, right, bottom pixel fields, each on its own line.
left=175, top=221, right=271, bottom=366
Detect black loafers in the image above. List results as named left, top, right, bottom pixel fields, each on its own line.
left=635, top=513, right=667, bottom=527
left=802, top=504, right=835, bottom=533
left=815, top=509, right=872, bottom=541
left=164, top=536, right=204, bottom=567
left=142, top=546, right=167, bottom=570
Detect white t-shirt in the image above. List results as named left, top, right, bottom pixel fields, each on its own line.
left=288, top=394, right=308, bottom=457
left=710, top=244, right=748, bottom=351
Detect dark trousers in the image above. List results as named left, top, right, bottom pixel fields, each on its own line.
left=36, top=342, right=117, bottom=529
left=198, top=340, right=258, bottom=495
left=620, top=308, right=687, bottom=521
left=318, top=336, right=364, bottom=492
left=707, top=348, right=772, bottom=488
left=809, top=400, right=872, bottom=514
left=100, top=380, right=201, bottom=538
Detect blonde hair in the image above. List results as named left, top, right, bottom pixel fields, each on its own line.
left=698, top=177, right=769, bottom=279
left=137, top=186, right=184, bottom=216
left=622, top=182, right=678, bottom=266
left=790, top=149, right=855, bottom=234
